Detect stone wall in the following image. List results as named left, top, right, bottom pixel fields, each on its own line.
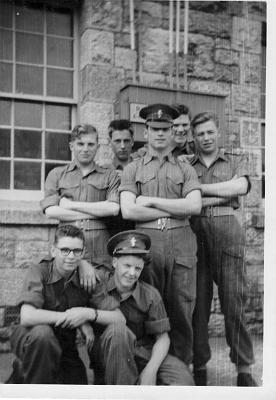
left=0, top=1, right=265, bottom=339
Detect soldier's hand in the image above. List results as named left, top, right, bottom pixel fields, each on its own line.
left=78, top=260, right=99, bottom=293
left=55, top=307, right=91, bottom=328
left=80, top=323, right=95, bottom=352
left=59, top=197, right=73, bottom=209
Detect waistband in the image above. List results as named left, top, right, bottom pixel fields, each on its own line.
left=136, top=217, right=190, bottom=231
left=59, top=219, right=106, bottom=231
left=200, top=206, right=235, bottom=217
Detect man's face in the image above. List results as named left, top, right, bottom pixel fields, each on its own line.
left=110, top=130, right=134, bottom=161
left=144, top=125, right=173, bottom=152
left=113, top=255, right=144, bottom=293
left=69, top=133, right=98, bottom=166
left=172, top=114, right=191, bottom=146
left=193, top=120, right=219, bottom=156
left=51, top=236, right=84, bottom=278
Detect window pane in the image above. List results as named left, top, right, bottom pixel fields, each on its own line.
left=47, top=69, right=73, bottom=98
left=47, top=37, right=73, bottom=68
left=46, top=104, right=71, bottom=130
left=46, top=9, right=73, bottom=37
left=0, top=99, right=11, bottom=125
left=46, top=132, right=70, bottom=160
left=0, top=29, right=13, bottom=60
left=0, top=62, right=12, bottom=92
left=14, top=161, right=41, bottom=190
left=0, top=128, right=11, bottom=156
left=16, top=65, right=43, bottom=95
left=0, top=2, right=12, bottom=28
left=45, top=162, right=67, bottom=180
left=16, top=33, right=44, bottom=64
left=14, top=129, right=41, bottom=158
left=15, top=5, right=44, bottom=33
left=14, top=102, right=42, bottom=128
left=0, top=160, right=10, bottom=188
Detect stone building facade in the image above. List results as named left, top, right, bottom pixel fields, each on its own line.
left=0, top=0, right=265, bottom=341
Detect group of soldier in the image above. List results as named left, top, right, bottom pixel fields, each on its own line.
left=7, top=103, right=257, bottom=386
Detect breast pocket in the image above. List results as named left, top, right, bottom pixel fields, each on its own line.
left=166, top=169, right=184, bottom=197
left=212, top=164, right=233, bottom=182
left=135, top=170, right=156, bottom=196
left=87, top=175, right=109, bottom=201
left=58, top=181, right=80, bottom=200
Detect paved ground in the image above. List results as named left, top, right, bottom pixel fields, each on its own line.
left=0, top=335, right=263, bottom=386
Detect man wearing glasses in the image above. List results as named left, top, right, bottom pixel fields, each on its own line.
left=7, top=225, right=124, bottom=384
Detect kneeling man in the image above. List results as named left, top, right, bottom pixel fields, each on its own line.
left=89, top=230, right=194, bottom=385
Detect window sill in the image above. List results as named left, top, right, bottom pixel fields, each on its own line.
left=0, top=200, right=58, bottom=226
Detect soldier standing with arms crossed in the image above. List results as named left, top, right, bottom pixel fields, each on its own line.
left=119, top=104, right=202, bottom=368
left=190, top=112, right=257, bottom=386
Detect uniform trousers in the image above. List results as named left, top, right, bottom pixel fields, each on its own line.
left=10, top=324, right=87, bottom=384
left=138, top=225, right=197, bottom=366
left=191, top=215, right=255, bottom=368
left=91, top=323, right=194, bottom=385
left=80, top=229, right=111, bottom=266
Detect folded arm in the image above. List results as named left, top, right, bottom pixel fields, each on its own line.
left=136, top=189, right=202, bottom=218
left=201, top=176, right=249, bottom=198
left=20, top=304, right=64, bottom=327
left=120, top=191, right=170, bottom=222
left=202, top=196, right=229, bottom=207
left=59, top=197, right=119, bottom=218
left=45, top=205, right=91, bottom=221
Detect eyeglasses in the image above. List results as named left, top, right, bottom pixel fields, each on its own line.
left=57, top=247, right=83, bottom=257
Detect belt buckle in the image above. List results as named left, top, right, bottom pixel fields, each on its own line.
left=158, top=217, right=167, bottom=231
left=77, top=219, right=85, bottom=230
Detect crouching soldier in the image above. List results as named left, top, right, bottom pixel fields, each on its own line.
left=8, top=225, right=124, bottom=384
left=88, top=231, right=194, bottom=385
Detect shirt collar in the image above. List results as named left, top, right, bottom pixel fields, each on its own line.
left=45, top=259, right=81, bottom=287
left=66, top=159, right=98, bottom=174
left=106, top=273, right=142, bottom=304
left=191, top=148, right=228, bottom=166
left=144, top=149, right=176, bottom=165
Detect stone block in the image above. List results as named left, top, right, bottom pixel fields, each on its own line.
left=115, top=32, right=131, bottom=48
left=80, top=101, right=114, bottom=140
left=215, top=38, right=231, bottom=50
left=0, top=226, right=50, bottom=242
left=232, top=85, right=261, bottom=116
left=214, top=64, right=239, bottom=84
left=214, top=49, right=239, bottom=66
left=189, top=1, right=229, bottom=13
left=80, top=0, right=122, bottom=33
left=232, top=17, right=262, bottom=54
left=95, top=144, right=114, bottom=166
left=80, top=29, right=114, bottom=69
left=141, top=28, right=170, bottom=74
left=188, top=79, right=230, bottom=96
left=240, top=53, right=261, bottom=85
left=0, top=269, right=26, bottom=306
left=251, top=212, right=264, bottom=229
left=138, top=71, right=168, bottom=87
left=81, top=64, right=125, bottom=103
left=246, top=179, right=262, bottom=207
left=224, top=117, right=240, bottom=148
left=140, top=1, right=162, bottom=28
left=245, top=227, right=264, bottom=247
left=241, top=118, right=261, bottom=147
left=0, top=240, right=15, bottom=269
left=115, top=47, right=136, bottom=70
left=14, top=241, right=50, bottom=268
left=188, top=10, right=231, bottom=38
left=247, top=1, right=267, bottom=20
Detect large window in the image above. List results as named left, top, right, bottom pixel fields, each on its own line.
left=0, top=1, right=77, bottom=200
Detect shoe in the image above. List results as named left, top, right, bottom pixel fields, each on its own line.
left=237, top=372, right=258, bottom=386
left=193, top=368, right=207, bottom=386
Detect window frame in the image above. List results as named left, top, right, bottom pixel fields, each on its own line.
left=0, top=2, right=78, bottom=201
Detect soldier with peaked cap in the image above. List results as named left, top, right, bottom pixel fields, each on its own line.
left=87, top=230, right=194, bottom=385
left=119, top=104, right=202, bottom=367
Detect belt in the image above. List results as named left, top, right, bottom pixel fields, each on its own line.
left=200, top=206, right=235, bottom=217
left=136, top=217, right=190, bottom=231
left=59, top=219, right=106, bottom=231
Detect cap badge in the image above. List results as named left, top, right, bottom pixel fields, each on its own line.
left=157, top=109, right=163, bottom=119
left=130, top=237, right=137, bottom=247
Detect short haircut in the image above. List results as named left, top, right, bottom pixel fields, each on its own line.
left=191, top=112, right=219, bottom=131
left=172, top=104, right=192, bottom=120
left=54, top=225, right=85, bottom=246
left=108, top=120, right=134, bottom=139
left=70, top=124, right=98, bottom=142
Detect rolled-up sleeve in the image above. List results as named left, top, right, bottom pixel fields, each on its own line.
left=106, top=170, right=120, bottom=203
left=181, top=163, right=202, bottom=198
left=234, top=154, right=251, bottom=193
left=17, top=265, right=44, bottom=309
left=145, top=289, right=170, bottom=336
left=40, top=168, right=62, bottom=212
left=119, top=162, right=138, bottom=195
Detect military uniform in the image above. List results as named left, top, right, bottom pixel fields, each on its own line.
left=119, top=105, right=201, bottom=366
left=10, top=259, right=89, bottom=384
left=89, top=231, right=194, bottom=385
left=41, top=160, right=120, bottom=266
left=190, top=149, right=255, bottom=370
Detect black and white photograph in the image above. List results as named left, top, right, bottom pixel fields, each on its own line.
left=0, top=0, right=274, bottom=398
